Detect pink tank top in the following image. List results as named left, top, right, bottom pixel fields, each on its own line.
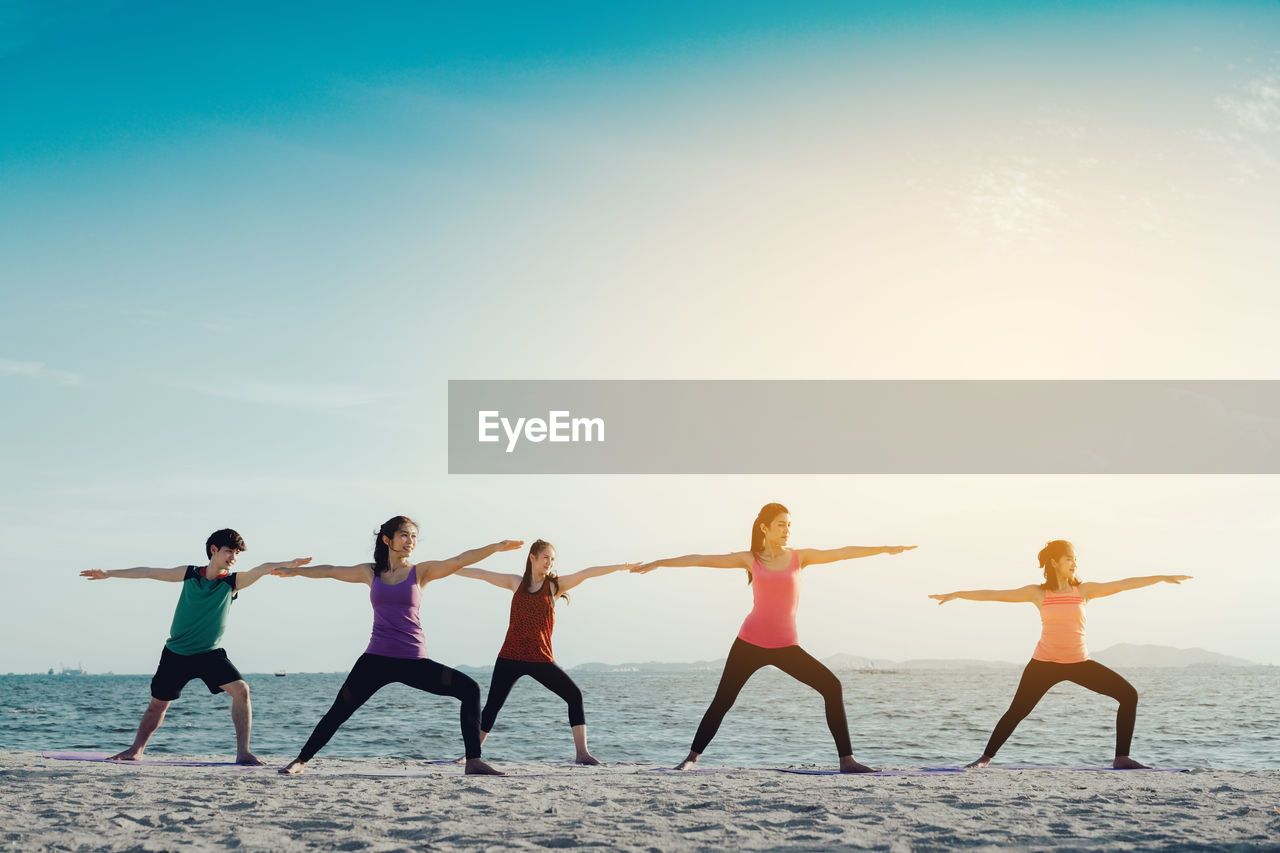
left=366, top=566, right=428, bottom=659
left=1032, top=586, right=1089, bottom=663
left=737, top=551, right=801, bottom=648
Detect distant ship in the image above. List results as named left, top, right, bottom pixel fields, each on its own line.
left=273, top=671, right=287, bottom=677
left=49, top=665, right=87, bottom=676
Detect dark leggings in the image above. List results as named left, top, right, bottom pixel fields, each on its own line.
left=296, top=653, right=483, bottom=761
left=480, top=657, right=586, bottom=732
left=984, top=659, right=1139, bottom=759
left=690, top=638, right=853, bottom=756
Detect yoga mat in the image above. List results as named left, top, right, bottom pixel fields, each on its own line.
left=986, top=765, right=1190, bottom=772
left=774, top=767, right=966, bottom=776
left=42, top=751, right=266, bottom=768
left=642, top=766, right=744, bottom=774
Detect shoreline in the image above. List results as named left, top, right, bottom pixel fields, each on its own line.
left=2, top=750, right=1276, bottom=850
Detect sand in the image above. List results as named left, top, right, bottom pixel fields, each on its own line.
left=1, top=751, right=1276, bottom=851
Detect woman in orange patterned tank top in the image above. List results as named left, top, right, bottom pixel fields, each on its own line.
left=455, top=540, right=639, bottom=765
left=930, top=539, right=1191, bottom=769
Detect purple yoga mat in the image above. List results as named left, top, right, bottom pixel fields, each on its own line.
left=987, top=765, right=1190, bottom=772
left=774, top=767, right=966, bottom=776
left=42, top=751, right=265, bottom=768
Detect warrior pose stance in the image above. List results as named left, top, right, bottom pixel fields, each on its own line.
left=82, top=528, right=309, bottom=764
left=929, top=539, right=1191, bottom=769
left=455, top=539, right=639, bottom=764
left=276, top=515, right=521, bottom=775
left=634, top=502, right=915, bottom=773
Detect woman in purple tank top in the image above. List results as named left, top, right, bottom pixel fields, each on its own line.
left=633, top=502, right=915, bottom=773
left=274, top=515, right=522, bottom=776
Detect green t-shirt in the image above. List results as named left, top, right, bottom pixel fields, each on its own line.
left=165, top=566, right=238, bottom=655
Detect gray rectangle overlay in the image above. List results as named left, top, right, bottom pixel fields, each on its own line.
left=448, top=380, right=1280, bottom=474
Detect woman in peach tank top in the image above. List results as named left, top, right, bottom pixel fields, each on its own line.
left=634, top=502, right=915, bottom=773
left=930, top=540, right=1191, bottom=769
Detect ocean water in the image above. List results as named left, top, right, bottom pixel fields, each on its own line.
left=2, top=666, right=1276, bottom=769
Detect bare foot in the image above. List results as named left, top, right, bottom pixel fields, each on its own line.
left=236, top=752, right=266, bottom=766
left=1113, top=756, right=1149, bottom=770
left=574, top=753, right=602, bottom=766
left=839, top=756, right=876, bottom=773
left=108, top=749, right=142, bottom=761
left=279, top=760, right=307, bottom=775
left=464, top=758, right=505, bottom=776
left=673, top=759, right=697, bottom=771
left=965, top=756, right=992, bottom=769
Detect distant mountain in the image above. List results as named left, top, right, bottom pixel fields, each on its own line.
left=822, top=653, right=881, bottom=669
left=562, top=644, right=1260, bottom=673
left=572, top=659, right=727, bottom=673
left=1092, top=643, right=1256, bottom=668
left=894, top=658, right=1021, bottom=670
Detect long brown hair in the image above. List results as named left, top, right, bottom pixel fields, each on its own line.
left=1038, top=539, right=1082, bottom=589
left=747, top=502, right=790, bottom=585
left=521, top=539, right=568, bottom=604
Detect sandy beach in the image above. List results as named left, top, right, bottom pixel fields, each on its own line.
left=1, top=751, right=1275, bottom=851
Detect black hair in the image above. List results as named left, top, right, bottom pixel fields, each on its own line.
left=206, top=528, right=246, bottom=559
left=373, top=516, right=418, bottom=578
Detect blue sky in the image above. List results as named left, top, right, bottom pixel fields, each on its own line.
left=3, top=1, right=1279, bottom=673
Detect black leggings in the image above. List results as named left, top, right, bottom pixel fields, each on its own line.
left=296, top=653, right=483, bottom=761
left=690, top=638, right=853, bottom=756
left=983, top=659, right=1139, bottom=759
left=480, top=657, right=586, bottom=732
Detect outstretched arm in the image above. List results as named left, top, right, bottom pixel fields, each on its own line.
left=272, top=562, right=374, bottom=585
left=453, top=567, right=521, bottom=592
left=798, top=545, right=916, bottom=567
left=1079, top=575, right=1192, bottom=600
left=929, top=584, right=1042, bottom=605
left=631, top=553, right=751, bottom=574
left=557, top=562, right=643, bottom=593
left=419, top=540, right=525, bottom=583
left=236, top=557, right=312, bottom=591
left=80, top=566, right=187, bottom=582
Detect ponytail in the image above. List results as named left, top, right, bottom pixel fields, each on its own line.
left=373, top=515, right=417, bottom=578
left=747, top=502, right=790, bottom=585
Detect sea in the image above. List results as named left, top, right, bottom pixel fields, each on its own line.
left=2, top=666, right=1277, bottom=769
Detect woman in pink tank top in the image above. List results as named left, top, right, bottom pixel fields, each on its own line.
left=634, top=502, right=916, bottom=773
left=930, top=539, right=1191, bottom=769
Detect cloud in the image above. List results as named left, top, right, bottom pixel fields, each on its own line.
left=1202, top=69, right=1280, bottom=183
left=944, top=159, right=1070, bottom=246
left=164, top=377, right=384, bottom=410
left=0, top=359, right=81, bottom=386
left=1216, top=73, right=1280, bottom=134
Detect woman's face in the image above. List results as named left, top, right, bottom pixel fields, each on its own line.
left=385, top=525, right=419, bottom=558
left=530, top=546, right=556, bottom=576
left=760, top=513, right=792, bottom=550
left=1050, top=546, right=1077, bottom=582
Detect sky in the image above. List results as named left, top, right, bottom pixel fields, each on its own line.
left=2, top=1, right=1279, bottom=673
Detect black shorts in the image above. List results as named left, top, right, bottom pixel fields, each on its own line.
left=150, top=646, right=243, bottom=701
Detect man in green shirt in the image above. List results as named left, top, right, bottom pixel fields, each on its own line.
left=82, top=528, right=309, bottom=764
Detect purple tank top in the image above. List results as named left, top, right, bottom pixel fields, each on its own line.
left=365, top=566, right=428, bottom=659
